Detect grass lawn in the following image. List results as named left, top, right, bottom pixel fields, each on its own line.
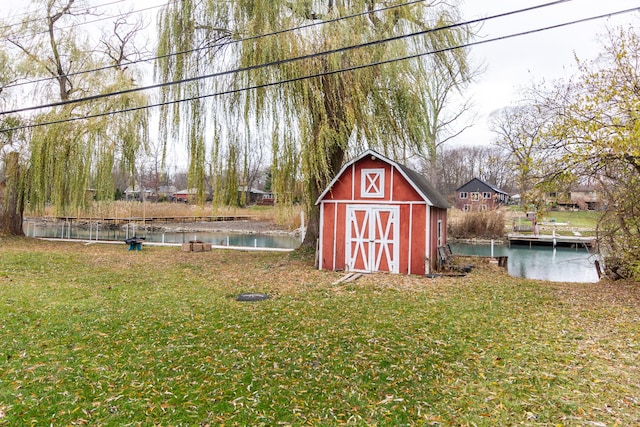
left=539, top=211, right=601, bottom=230
left=1, top=238, right=639, bottom=426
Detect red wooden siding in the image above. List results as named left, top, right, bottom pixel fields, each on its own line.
left=405, top=203, right=427, bottom=274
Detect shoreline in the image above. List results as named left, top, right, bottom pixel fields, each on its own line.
left=448, top=237, right=506, bottom=245
left=23, top=217, right=302, bottom=237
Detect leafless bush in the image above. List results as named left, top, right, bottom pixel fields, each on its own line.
left=448, top=210, right=506, bottom=239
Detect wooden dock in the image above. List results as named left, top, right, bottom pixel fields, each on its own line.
left=507, top=233, right=596, bottom=248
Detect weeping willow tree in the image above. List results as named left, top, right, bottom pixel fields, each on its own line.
left=27, top=74, right=149, bottom=212
left=156, top=0, right=473, bottom=247
left=1, top=0, right=148, bottom=224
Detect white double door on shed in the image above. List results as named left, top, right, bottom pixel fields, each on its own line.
left=345, top=205, right=400, bottom=274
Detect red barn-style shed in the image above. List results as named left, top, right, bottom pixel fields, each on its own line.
left=316, top=149, right=449, bottom=275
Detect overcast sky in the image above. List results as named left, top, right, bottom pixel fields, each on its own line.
left=455, top=0, right=640, bottom=146
left=2, top=0, right=639, bottom=153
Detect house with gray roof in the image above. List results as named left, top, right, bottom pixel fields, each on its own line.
left=455, top=178, right=509, bottom=211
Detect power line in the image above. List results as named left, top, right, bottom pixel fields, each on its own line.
left=3, top=0, right=428, bottom=91
left=2, top=6, right=637, bottom=134
left=0, top=0, right=134, bottom=31
left=0, top=0, right=574, bottom=116
left=49, top=2, right=168, bottom=33
left=1, top=1, right=171, bottom=56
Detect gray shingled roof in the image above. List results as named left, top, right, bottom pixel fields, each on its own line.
left=396, top=163, right=450, bottom=209
left=456, top=177, right=508, bottom=195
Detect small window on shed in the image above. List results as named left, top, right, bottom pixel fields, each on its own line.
left=361, top=168, right=385, bottom=198
left=460, top=191, right=468, bottom=199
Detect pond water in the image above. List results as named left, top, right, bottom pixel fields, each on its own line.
left=450, top=242, right=600, bottom=283
left=23, top=221, right=599, bottom=282
left=23, top=221, right=302, bottom=250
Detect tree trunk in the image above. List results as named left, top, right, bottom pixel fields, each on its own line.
left=0, top=151, right=24, bottom=236
left=300, top=71, right=349, bottom=251
left=301, top=144, right=346, bottom=250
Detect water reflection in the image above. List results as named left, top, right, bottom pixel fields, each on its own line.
left=449, top=243, right=600, bottom=283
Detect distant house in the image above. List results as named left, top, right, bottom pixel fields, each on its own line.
left=257, top=192, right=275, bottom=206
left=124, top=185, right=154, bottom=201
left=158, top=185, right=177, bottom=201
left=547, top=186, right=600, bottom=210
left=172, top=188, right=198, bottom=203
left=455, top=178, right=509, bottom=212
left=239, top=187, right=274, bottom=205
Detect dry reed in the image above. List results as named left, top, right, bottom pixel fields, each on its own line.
left=26, top=202, right=304, bottom=230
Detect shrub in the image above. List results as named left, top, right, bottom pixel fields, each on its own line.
left=448, top=210, right=506, bottom=239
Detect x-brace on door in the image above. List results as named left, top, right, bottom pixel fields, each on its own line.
left=345, top=205, right=399, bottom=274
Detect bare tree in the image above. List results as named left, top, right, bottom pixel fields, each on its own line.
left=100, top=12, right=150, bottom=71
left=489, top=104, right=556, bottom=209
left=434, top=144, right=511, bottom=197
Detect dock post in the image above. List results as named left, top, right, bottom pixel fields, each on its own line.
left=594, top=259, right=602, bottom=279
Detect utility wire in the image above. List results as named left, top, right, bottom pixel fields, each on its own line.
left=2, top=6, right=637, bottom=134
left=1, top=1, right=172, bottom=54
left=3, top=0, right=428, bottom=90
left=49, top=2, right=168, bottom=33
left=0, top=0, right=133, bottom=31
left=0, top=0, right=574, bottom=115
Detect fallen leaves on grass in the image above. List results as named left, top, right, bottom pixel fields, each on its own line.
left=0, top=238, right=639, bottom=426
